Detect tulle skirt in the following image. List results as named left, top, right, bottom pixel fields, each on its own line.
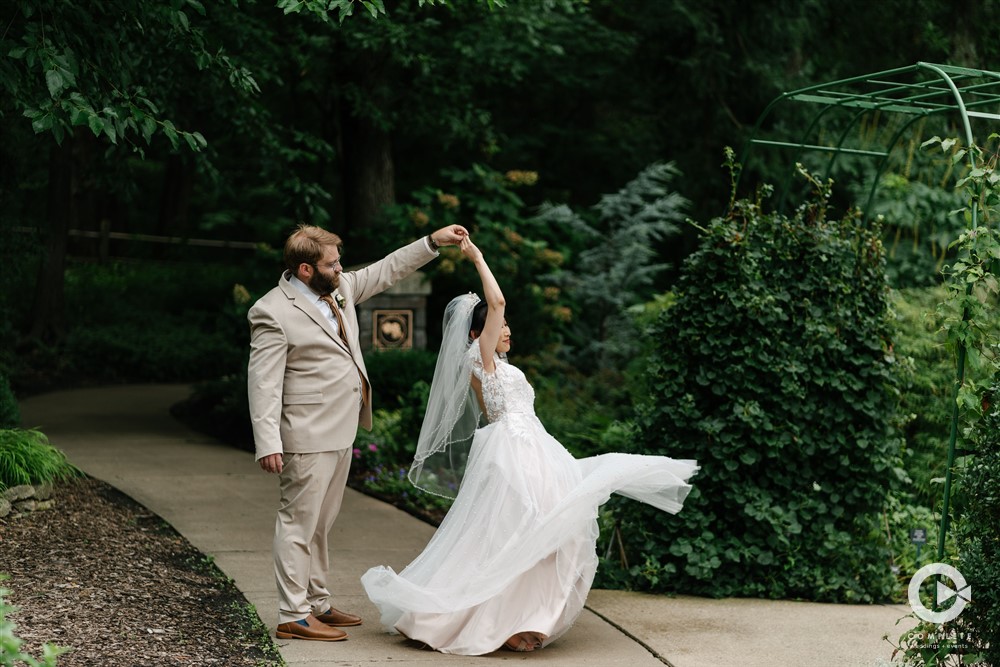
left=361, top=412, right=698, bottom=655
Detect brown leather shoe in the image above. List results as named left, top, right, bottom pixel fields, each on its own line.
left=316, top=606, right=362, bottom=627
left=276, top=614, right=348, bottom=641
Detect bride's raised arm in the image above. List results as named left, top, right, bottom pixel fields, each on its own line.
left=461, top=237, right=505, bottom=374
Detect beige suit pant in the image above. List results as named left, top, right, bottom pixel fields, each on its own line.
left=274, top=449, right=351, bottom=624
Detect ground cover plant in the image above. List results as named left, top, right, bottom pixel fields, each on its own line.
left=0, top=429, right=80, bottom=492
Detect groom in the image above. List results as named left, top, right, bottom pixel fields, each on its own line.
left=247, top=223, right=468, bottom=641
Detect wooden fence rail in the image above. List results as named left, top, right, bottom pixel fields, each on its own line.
left=13, top=222, right=260, bottom=261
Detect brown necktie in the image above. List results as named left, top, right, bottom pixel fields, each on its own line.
left=319, top=294, right=349, bottom=347
left=320, top=294, right=369, bottom=406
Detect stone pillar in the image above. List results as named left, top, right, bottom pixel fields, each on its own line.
left=356, top=270, right=431, bottom=352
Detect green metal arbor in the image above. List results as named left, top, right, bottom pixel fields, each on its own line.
left=738, top=62, right=1000, bottom=562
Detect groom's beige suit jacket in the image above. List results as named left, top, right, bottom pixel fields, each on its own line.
left=247, top=238, right=436, bottom=461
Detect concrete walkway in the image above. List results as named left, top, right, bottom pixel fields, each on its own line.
left=19, top=384, right=914, bottom=667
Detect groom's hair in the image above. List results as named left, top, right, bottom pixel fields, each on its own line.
left=284, top=224, right=343, bottom=272
left=469, top=299, right=488, bottom=337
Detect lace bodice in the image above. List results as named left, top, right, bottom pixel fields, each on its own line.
left=468, top=344, right=536, bottom=423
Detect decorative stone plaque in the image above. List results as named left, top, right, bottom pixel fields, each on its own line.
left=355, top=269, right=431, bottom=351
left=373, top=309, right=413, bottom=349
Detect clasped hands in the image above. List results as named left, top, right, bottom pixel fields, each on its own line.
left=430, top=224, right=470, bottom=248
left=437, top=225, right=485, bottom=263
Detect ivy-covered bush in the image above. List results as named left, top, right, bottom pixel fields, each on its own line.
left=598, top=165, right=902, bottom=602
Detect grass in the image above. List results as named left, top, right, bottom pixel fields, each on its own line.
left=0, top=429, right=82, bottom=492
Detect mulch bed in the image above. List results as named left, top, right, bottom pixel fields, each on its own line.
left=0, top=477, right=282, bottom=666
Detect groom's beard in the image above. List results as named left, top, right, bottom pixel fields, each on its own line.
left=309, top=270, right=340, bottom=295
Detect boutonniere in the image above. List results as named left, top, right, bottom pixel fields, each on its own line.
left=334, top=291, right=346, bottom=309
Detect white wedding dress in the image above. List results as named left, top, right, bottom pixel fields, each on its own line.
left=361, top=344, right=698, bottom=655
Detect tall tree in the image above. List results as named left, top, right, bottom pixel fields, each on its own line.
left=275, top=0, right=583, bottom=254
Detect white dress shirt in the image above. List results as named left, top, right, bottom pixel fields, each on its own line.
left=289, top=274, right=343, bottom=339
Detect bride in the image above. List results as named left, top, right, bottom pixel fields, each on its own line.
left=361, top=236, right=698, bottom=655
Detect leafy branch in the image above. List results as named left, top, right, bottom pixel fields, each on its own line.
left=4, top=1, right=256, bottom=154
left=277, top=0, right=507, bottom=24
left=922, top=134, right=1000, bottom=419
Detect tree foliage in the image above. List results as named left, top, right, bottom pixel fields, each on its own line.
left=377, top=162, right=566, bottom=355
left=0, top=0, right=257, bottom=152
left=598, top=159, right=902, bottom=602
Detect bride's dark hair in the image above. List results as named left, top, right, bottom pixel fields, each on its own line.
left=469, top=299, right=488, bottom=337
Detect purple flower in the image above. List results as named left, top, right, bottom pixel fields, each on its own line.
left=353, top=448, right=361, bottom=459
left=368, top=443, right=378, bottom=452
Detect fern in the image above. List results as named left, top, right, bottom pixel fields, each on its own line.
left=538, top=162, right=689, bottom=367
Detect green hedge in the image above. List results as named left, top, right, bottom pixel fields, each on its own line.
left=64, top=323, right=245, bottom=384
left=598, top=175, right=901, bottom=602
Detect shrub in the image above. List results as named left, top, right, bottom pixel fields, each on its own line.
left=363, top=349, right=437, bottom=411
left=953, top=373, right=1000, bottom=663
left=890, top=616, right=978, bottom=666
left=8, top=260, right=253, bottom=394
left=883, top=492, right=958, bottom=597
left=350, top=407, right=453, bottom=524
left=0, top=429, right=81, bottom=492
left=63, top=323, right=244, bottom=384
left=0, top=374, right=19, bottom=429
left=171, top=369, right=254, bottom=453
left=377, top=163, right=570, bottom=356
left=866, top=173, right=967, bottom=289
left=525, top=352, right=635, bottom=458
left=598, top=162, right=902, bottom=602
